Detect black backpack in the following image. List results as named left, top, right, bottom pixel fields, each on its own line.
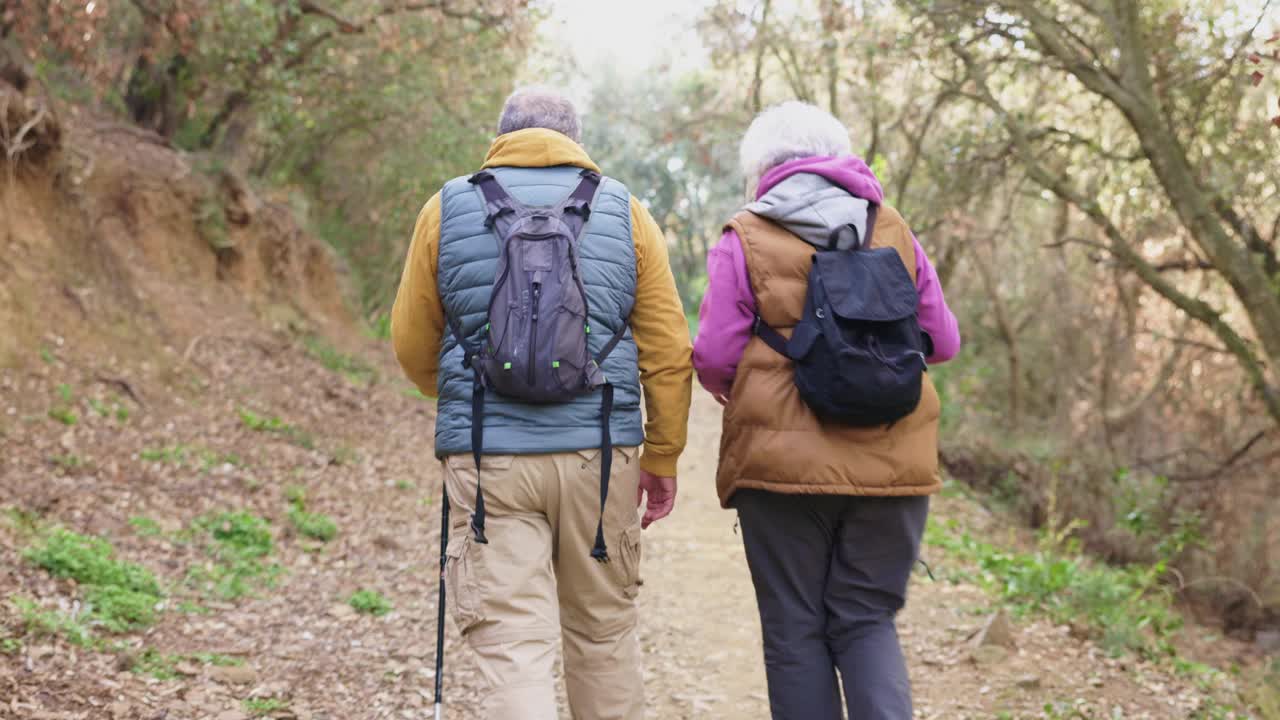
left=753, top=205, right=929, bottom=426
left=447, top=169, right=629, bottom=560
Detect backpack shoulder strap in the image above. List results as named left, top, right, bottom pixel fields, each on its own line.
left=860, top=203, right=880, bottom=250
left=561, top=169, right=602, bottom=240
left=469, top=170, right=523, bottom=237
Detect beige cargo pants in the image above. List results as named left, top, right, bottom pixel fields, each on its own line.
left=442, top=446, right=644, bottom=720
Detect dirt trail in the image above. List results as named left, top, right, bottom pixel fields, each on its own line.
left=635, top=394, right=1237, bottom=720
left=0, top=344, right=1252, bottom=719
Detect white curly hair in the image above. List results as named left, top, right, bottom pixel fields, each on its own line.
left=739, top=101, right=853, bottom=190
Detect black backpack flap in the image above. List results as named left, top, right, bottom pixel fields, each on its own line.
left=814, top=248, right=917, bottom=323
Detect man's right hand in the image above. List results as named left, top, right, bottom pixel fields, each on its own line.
left=636, top=470, right=677, bottom=529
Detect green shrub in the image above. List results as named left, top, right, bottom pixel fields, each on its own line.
left=238, top=408, right=315, bottom=450
left=189, top=651, right=242, bottom=666
left=925, top=518, right=1183, bottom=658
left=13, top=596, right=94, bottom=646
left=243, top=698, right=289, bottom=717
left=22, top=528, right=165, bottom=635
left=195, top=511, right=272, bottom=558
left=288, top=507, right=337, bottom=542
left=283, top=485, right=307, bottom=506
left=128, top=648, right=180, bottom=680
left=186, top=511, right=280, bottom=600
left=48, top=384, right=78, bottom=426
left=349, top=589, right=392, bottom=616
left=128, top=516, right=163, bottom=537
left=25, top=528, right=162, bottom=596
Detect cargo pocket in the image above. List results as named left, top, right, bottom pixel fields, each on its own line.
left=611, top=525, right=643, bottom=600
left=445, top=534, right=484, bottom=635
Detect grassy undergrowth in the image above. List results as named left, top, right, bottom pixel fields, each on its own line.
left=927, top=481, right=1268, bottom=718
left=284, top=486, right=337, bottom=543
left=926, top=517, right=1183, bottom=658
left=184, top=511, right=282, bottom=599
left=22, top=527, right=164, bottom=635
left=238, top=407, right=315, bottom=450
left=304, top=335, right=377, bottom=386
left=348, top=589, right=392, bottom=616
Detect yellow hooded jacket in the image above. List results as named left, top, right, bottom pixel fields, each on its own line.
left=390, top=129, right=693, bottom=477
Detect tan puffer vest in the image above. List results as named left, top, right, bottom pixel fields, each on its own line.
left=716, top=206, right=942, bottom=507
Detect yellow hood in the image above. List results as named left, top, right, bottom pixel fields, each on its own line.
left=481, top=129, right=601, bottom=173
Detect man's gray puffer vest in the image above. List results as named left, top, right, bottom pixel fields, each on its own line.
left=435, top=165, right=643, bottom=460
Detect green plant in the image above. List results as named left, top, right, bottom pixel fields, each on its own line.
left=367, top=313, right=392, bottom=341
left=925, top=517, right=1183, bottom=658
left=197, top=449, right=243, bottom=473
left=283, top=485, right=307, bottom=506
left=196, top=512, right=273, bottom=558
left=129, top=517, right=163, bottom=537
left=129, top=648, right=180, bottom=680
left=47, top=407, right=77, bottom=426
left=196, top=195, right=231, bottom=251
left=304, top=335, right=377, bottom=385
left=330, top=445, right=359, bottom=466
left=23, top=528, right=164, bottom=634
left=284, top=486, right=337, bottom=542
left=48, top=453, right=85, bottom=472
left=56, top=383, right=73, bottom=403
left=348, top=589, right=392, bottom=616
left=39, top=347, right=55, bottom=364
left=394, top=479, right=414, bottom=491
left=141, top=445, right=189, bottom=464
left=243, top=698, right=289, bottom=717
left=189, top=651, right=243, bottom=666
left=288, top=507, right=337, bottom=542
left=186, top=511, right=280, bottom=600
left=238, top=408, right=314, bottom=450
left=12, top=596, right=95, bottom=647
left=0, top=636, right=22, bottom=654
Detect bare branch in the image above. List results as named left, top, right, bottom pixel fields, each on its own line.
left=1026, top=126, right=1142, bottom=162
left=949, top=37, right=1280, bottom=423
left=1150, top=257, right=1214, bottom=273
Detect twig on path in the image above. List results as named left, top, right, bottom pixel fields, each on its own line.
left=94, top=373, right=145, bottom=407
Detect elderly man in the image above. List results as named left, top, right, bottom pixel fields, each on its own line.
left=391, top=87, right=692, bottom=720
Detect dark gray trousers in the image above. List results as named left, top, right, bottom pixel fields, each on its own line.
left=733, top=489, right=929, bottom=720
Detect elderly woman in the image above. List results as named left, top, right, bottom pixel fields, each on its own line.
left=693, top=102, right=960, bottom=719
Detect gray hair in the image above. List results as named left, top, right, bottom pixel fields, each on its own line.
left=739, top=101, right=852, bottom=188
left=497, top=86, right=581, bottom=142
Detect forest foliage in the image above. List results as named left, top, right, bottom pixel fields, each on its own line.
left=4, top=0, right=1279, bottom=630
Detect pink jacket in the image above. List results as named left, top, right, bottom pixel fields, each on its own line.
left=693, top=156, right=960, bottom=396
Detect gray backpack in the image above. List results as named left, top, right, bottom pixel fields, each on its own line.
left=447, top=169, right=628, bottom=561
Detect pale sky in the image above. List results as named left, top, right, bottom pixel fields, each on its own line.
left=541, top=0, right=716, bottom=75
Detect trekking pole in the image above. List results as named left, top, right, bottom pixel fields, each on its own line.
left=434, top=490, right=450, bottom=720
